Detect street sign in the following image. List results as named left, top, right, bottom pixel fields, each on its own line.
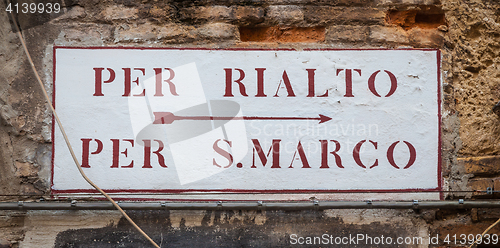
left=52, top=47, right=441, bottom=200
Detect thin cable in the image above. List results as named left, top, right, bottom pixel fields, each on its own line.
left=468, top=218, right=500, bottom=248
left=9, top=9, right=160, bottom=248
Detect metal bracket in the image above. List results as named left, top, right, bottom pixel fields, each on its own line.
left=257, top=201, right=264, bottom=210
left=367, top=200, right=373, bottom=208
left=487, top=187, right=493, bottom=195
left=313, top=200, right=319, bottom=210
left=216, top=201, right=223, bottom=210
left=71, top=200, right=77, bottom=207
left=413, top=200, right=419, bottom=209
left=17, top=201, right=23, bottom=207
left=160, top=202, right=166, bottom=208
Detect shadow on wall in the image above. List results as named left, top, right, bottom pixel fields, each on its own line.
left=53, top=210, right=418, bottom=248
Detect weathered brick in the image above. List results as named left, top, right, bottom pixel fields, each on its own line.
left=402, top=0, right=437, bottom=4
left=467, top=177, right=494, bottom=192
left=195, top=23, right=238, bottom=40
left=460, top=155, right=500, bottom=175
left=231, top=6, right=265, bottom=25
left=138, top=3, right=175, bottom=23
left=494, top=177, right=500, bottom=191
left=157, top=24, right=195, bottom=43
left=303, top=6, right=335, bottom=24
left=304, top=7, right=385, bottom=25
left=408, top=28, right=444, bottom=48
left=336, top=0, right=375, bottom=6
left=180, top=6, right=232, bottom=23
left=266, top=5, right=304, bottom=25
left=325, top=25, right=369, bottom=42
left=114, top=23, right=158, bottom=42
left=471, top=208, right=479, bottom=221
left=99, top=5, right=138, bottom=21
left=476, top=208, right=500, bottom=220
left=113, top=23, right=199, bottom=43
left=340, top=7, right=386, bottom=25
left=374, top=0, right=397, bottom=5
left=369, top=26, right=409, bottom=44
left=239, top=26, right=325, bottom=42
left=375, top=0, right=438, bottom=5
left=259, top=0, right=371, bottom=5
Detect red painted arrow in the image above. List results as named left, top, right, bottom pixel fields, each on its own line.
left=153, top=112, right=332, bottom=124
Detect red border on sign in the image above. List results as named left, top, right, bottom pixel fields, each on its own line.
left=51, top=46, right=56, bottom=191
left=437, top=50, right=443, bottom=200
left=50, top=47, right=443, bottom=199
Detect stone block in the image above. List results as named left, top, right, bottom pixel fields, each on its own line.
left=138, top=3, right=175, bottom=23
left=157, top=24, right=194, bottom=41
left=239, top=26, right=324, bottom=42
left=114, top=23, right=200, bottom=43
left=258, top=0, right=370, bottom=5
left=303, top=6, right=341, bottom=25
left=338, top=7, right=386, bottom=25
left=195, top=23, right=238, bottom=40
left=467, top=177, right=493, bottom=192
left=460, top=155, right=500, bottom=176
left=369, top=26, right=409, bottom=44
left=408, top=28, right=444, bottom=48
left=180, top=6, right=232, bottom=23
left=99, top=5, right=138, bottom=21
left=375, top=0, right=437, bottom=5
left=304, top=7, right=385, bottom=25
left=266, top=5, right=304, bottom=25
left=14, top=161, right=37, bottom=178
left=476, top=208, right=500, bottom=220
left=401, top=0, right=437, bottom=4
left=114, top=23, right=157, bottom=42
left=325, top=25, right=369, bottom=42
left=336, top=0, right=374, bottom=5
left=494, top=177, right=500, bottom=191
left=231, top=6, right=265, bottom=25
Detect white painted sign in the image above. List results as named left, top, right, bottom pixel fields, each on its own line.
left=52, top=47, right=441, bottom=200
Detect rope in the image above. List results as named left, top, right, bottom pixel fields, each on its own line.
left=9, top=8, right=160, bottom=248
left=468, top=218, right=500, bottom=248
